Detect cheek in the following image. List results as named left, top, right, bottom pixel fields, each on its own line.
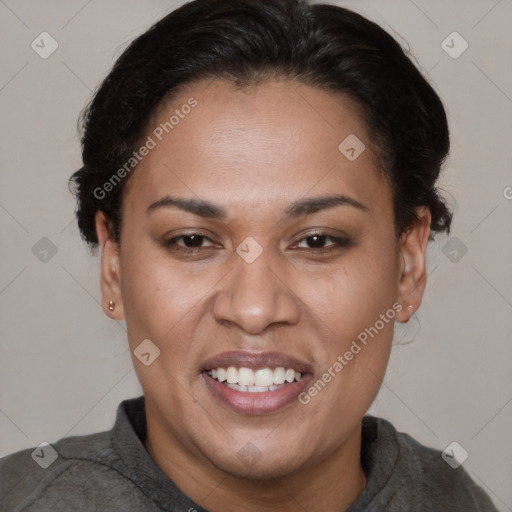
left=314, top=238, right=399, bottom=338
left=119, top=254, right=206, bottom=402
left=300, top=236, right=398, bottom=406
left=119, top=245, right=196, bottom=344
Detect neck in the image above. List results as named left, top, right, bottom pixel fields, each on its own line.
left=145, top=416, right=366, bottom=512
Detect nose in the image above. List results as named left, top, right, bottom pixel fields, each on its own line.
left=212, top=248, right=301, bottom=334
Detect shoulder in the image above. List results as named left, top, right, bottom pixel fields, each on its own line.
left=362, top=416, right=498, bottom=511
left=0, top=431, right=148, bottom=512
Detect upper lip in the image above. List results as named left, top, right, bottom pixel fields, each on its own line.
left=202, top=351, right=312, bottom=374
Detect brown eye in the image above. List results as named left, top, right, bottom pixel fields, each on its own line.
left=295, top=233, right=351, bottom=250
left=165, top=233, right=215, bottom=251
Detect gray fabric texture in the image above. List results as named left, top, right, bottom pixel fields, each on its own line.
left=0, top=396, right=497, bottom=511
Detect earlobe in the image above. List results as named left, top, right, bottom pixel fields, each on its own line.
left=396, top=207, right=431, bottom=323
left=95, top=211, right=125, bottom=320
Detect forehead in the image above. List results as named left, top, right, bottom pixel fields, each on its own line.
left=123, top=79, right=390, bottom=217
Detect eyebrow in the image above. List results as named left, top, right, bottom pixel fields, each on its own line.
left=146, top=193, right=367, bottom=220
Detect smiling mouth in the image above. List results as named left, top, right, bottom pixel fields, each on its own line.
left=206, top=366, right=302, bottom=393
left=201, top=351, right=312, bottom=414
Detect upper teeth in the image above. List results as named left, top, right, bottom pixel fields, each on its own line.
left=208, top=366, right=301, bottom=387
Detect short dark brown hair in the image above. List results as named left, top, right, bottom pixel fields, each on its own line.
left=70, top=0, right=452, bottom=247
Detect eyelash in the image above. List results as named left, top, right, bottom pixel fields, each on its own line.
left=164, top=232, right=352, bottom=255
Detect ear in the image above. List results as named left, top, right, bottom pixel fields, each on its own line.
left=396, top=206, right=431, bottom=323
left=95, top=211, right=124, bottom=320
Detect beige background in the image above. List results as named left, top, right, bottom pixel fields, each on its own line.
left=1, top=1, right=511, bottom=510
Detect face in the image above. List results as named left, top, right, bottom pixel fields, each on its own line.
left=96, top=79, right=430, bottom=481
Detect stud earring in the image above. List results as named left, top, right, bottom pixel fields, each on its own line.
left=408, top=304, right=414, bottom=312
left=108, top=300, right=115, bottom=312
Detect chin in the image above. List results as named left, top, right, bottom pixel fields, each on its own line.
left=206, top=442, right=309, bottom=480
left=217, top=456, right=305, bottom=481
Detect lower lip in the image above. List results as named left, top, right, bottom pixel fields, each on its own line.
left=203, top=372, right=311, bottom=415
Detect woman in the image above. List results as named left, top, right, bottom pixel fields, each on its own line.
left=0, top=0, right=498, bottom=510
